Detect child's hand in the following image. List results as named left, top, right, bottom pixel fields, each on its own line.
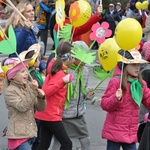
left=63, top=74, right=73, bottom=83
left=116, top=88, right=122, bottom=101
left=37, top=89, right=45, bottom=98
left=97, top=4, right=103, bottom=16
left=30, top=80, right=38, bottom=90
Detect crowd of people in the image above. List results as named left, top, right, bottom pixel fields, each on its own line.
left=1, top=0, right=150, bottom=150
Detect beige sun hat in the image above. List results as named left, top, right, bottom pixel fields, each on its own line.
left=118, top=49, right=148, bottom=64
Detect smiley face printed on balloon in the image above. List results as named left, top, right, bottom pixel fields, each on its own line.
left=99, top=49, right=109, bottom=60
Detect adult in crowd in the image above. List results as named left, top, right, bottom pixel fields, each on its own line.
left=103, top=3, right=121, bottom=37
left=36, top=0, right=51, bottom=55
left=116, top=2, right=124, bottom=19
left=126, top=3, right=142, bottom=25
left=5, top=2, right=37, bottom=57
left=5, top=2, right=46, bottom=74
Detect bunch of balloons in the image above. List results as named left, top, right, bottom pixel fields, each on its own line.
left=135, top=1, right=149, bottom=10
left=98, top=18, right=143, bottom=71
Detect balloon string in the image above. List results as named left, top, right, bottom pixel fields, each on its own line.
left=70, top=27, right=75, bottom=44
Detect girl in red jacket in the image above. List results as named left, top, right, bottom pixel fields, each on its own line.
left=35, top=42, right=74, bottom=150
left=101, top=49, right=150, bottom=150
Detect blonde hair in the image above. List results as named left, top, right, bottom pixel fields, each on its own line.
left=5, top=2, right=31, bottom=34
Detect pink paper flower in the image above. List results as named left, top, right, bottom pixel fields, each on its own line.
left=89, top=22, right=112, bottom=44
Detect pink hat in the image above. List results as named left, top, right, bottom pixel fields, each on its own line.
left=142, top=40, right=150, bottom=61
left=2, top=58, right=30, bottom=80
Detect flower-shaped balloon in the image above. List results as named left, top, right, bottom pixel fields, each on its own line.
left=55, top=0, right=65, bottom=29
left=90, top=22, right=112, bottom=44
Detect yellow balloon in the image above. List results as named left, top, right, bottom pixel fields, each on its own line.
left=98, top=38, right=121, bottom=71
left=114, top=18, right=142, bottom=50
left=141, top=1, right=149, bottom=10
left=69, top=0, right=92, bottom=27
left=135, top=2, right=142, bottom=10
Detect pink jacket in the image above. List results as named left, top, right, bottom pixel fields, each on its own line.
left=101, top=77, right=150, bottom=143
left=35, top=58, right=67, bottom=121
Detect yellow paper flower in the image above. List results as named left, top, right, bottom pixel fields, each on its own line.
left=55, top=0, right=65, bottom=29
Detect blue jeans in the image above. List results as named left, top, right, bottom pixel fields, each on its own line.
left=107, top=140, right=136, bottom=150
left=15, top=139, right=32, bottom=150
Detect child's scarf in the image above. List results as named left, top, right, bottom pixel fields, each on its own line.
left=127, top=78, right=142, bottom=107
left=116, top=76, right=142, bottom=106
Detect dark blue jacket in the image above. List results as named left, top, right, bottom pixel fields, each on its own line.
left=10, top=26, right=37, bottom=57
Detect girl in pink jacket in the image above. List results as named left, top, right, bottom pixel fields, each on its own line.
left=101, top=49, right=150, bottom=150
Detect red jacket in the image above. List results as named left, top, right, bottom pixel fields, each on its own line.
left=35, top=58, right=68, bottom=121
left=54, top=13, right=102, bottom=42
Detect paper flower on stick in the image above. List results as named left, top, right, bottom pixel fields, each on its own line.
left=59, top=24, right=72, bottom=41
left=71, top=44, right=96, bottom=64
left=90, top=22, right=112, bottom=44
left=0, top=25, right=16, bottom=54
left=55, top=0, right=65, bottom=29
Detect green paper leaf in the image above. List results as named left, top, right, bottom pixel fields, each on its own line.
left=71, top=45, right=96, bottom=65
left=0, top=25, right=16, bottom=54
left=65, top=83, right=73, bottom=109
left=59, top=24, right=72, bottom=41
left=53, top=29, right=59, bottom=49
left=93, top=66, right=114, bottom=80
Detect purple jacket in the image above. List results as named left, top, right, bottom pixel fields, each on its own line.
left=101, top=77, right=150, bottom=143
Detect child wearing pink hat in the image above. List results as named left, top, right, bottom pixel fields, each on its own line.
left=1, top=58, right=46, bottom=150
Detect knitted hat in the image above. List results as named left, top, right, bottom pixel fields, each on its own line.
left=141, top=40, right=150, bottom=61
left=1, top=58, right=30, bottom=80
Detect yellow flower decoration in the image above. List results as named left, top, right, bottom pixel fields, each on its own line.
left=55, top=0, right=65, bottom=29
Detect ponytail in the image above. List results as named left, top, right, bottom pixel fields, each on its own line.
left=51, top=57, right=63, bottom=75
